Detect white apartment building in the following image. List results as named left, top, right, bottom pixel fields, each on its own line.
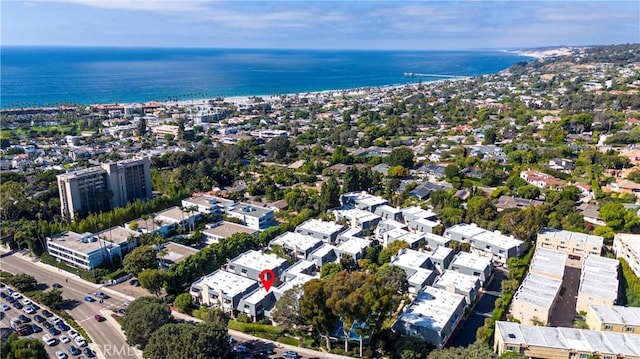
left=613, top=233, right=640, bottom=277
left=536, top=228, right=604, bottom=268
left=576, top=254, right=619, bottom=313
left=46, top=231, right=123, bottom=270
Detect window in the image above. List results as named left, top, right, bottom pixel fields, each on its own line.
left=625, top=327, right=634, bottom=333
left=473, top=272, right=480, bottom=276
left=604, top=325, right=613, bottom=331
left=579, top=354, right=590, bottom=359
left=244, top=304, right=249, bottom=309
left=506, top=346, right=517, bottom=352
left=241, top=269, right=248, bottom=274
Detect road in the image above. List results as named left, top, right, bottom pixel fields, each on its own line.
left=447, top=268, right=507, bottom=348
left=1, top=249, right=348, bottom=359
left=0, top=250, right=140, bottom=358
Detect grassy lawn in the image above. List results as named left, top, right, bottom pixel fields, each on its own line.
left=228, top=320, right=284, bottom=341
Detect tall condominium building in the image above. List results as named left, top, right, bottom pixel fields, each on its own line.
left=58, top=158, right=152, bottom=220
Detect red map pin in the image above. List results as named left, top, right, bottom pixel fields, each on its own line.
left=259, top=269, right=275, bottom=292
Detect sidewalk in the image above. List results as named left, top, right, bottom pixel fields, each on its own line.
left=172, top=311, right=351, bottom=359
left=98, top=308, right=143, bottom=359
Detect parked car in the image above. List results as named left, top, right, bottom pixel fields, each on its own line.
left=43, top=321, right=53, bottom=329
left=1, top=304, right=10, bottom=311
left=74, top=336, right=87, bottom=347
left=21, top=298, right=31, bottom=305
left=69, top=345, right=81, bottom=356
left=94, top=314, right=106, bottom=322
left=52, top=283, right=63, bottom=288
left=83, top=296, right=95, bottom=302
left=283, top=351, right=298, bottom=359
left=67, top=329, right=79, bottom=339
left=18, top=314, right=31, bottom=323
left=83, top=348, right=96, bottom=358
left=43, top=334, right=57, bottom=346
left=31, top=324, right=43, bottom=333
left=23, top=306, right=36, bottom=315
left=12, top=302, right=23, bottom=310
left=16, top=325, right=31, bottom=336
left=48, top=327, right=61, bottom=336
left=0, top=292, right=7, bottom=298
left=11, top=292, right=21, bottom=299
left=57, top=322, right=71, bottom=331
left=34, top=314, right=45, bottom=323
left=60, top=335, right=70, bottom=344
left=52, top=317, right=62, bottom=324
left=41, top=309, right=53, bottom=317
left=55, top=350, right=67, bottom=359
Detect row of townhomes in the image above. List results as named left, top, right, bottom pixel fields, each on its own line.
left=43, top=190, right=640, bottom=354
left=494, top=228, right=640, bottom=359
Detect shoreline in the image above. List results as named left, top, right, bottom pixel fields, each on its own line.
left=0, top=78, right=467, bottom=112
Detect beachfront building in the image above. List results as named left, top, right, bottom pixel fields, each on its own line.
left=510, top=272, right=562, bottom=326
left=226, top=250, right=289, bottom=286
left=448, top=251, right=492, bottom=282
left=432, top=270, right=481, bottom=306
left=189, top=270, right=258, bottom=315
left=613, top=233, right=640, bottom=277
left=494, top=321, right=640, bottom=358
left=57, top=158, right=152, bottom=220
left=576, top=254, right=620, bottom=313
left=392, top=286, right=466, bottom=349
left=443, top=223, right=525, bottom=265
left=536, top=228, right=604, bottom=268
left=294, top=219, right=345, bottom=244
left=46, top=231, right=123, bottom=270
left=201, top=221, right=257, bottom=245
left=226, top=203, right=275, bottom=231
left=585, top=305, right=640, bottom=334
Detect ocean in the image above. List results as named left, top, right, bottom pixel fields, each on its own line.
left=0, top=47, right=531, bottom=108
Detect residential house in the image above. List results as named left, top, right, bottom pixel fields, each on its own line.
left=444, top=223, right=525, bottom=265
left=576, top=255, right=619, bottom=313
left=295, top=219, right=345, bottom=244
left=331, top=206, right=381, bottom=231
left=536, top=228, right=604, bottom=268
left=585, top=305, right=640, bottom=334
left=432, top=270, right=481, bottom=306
left=269, top=232, right=324, bottom=261
left=520, top=169, right=566, bottom=189
left=201, top=221, right=257, bottom=245
left=226, top=203, right=275, bottom=230
left=189, top=270, right=258, bottom=315
left=390, top=248, right=437, bottom=293
left=335, top=237, right=371, bottom=262
left=510, top=272, right=562, bottom=326
left=226, top=250, right=290, bottom=286
left=448, top=252, right=492, bottom=282
left=495, top=195, right=544, bottom=212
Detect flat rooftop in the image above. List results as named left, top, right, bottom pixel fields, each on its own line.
left=397, top=233, right=425, bottom=246
left=160, top=242, right=199, bottom=265
left=230, top=203, right=272, bottom=218
left=391, top=248, right=431, bottom=270
left=407, top=268, right=435, bottom=287
left=450, top=252, right=491, bottom=272
left=295, top=219, right=345, bottom=235
left=423, top=232, right=450, bottom=246
left=386, top=227, right=410, bottom=240
left=283, top=260, right=317, bottom=276
left=431, top=246, right=453, bottom=261
left=271, top=232, right=322, bottom=252
left=445, top=223, right=486, bottom=239
left=182, top=195, right=233, bottom=208
left=309, top=243, right=337, bottom=258
left=375, top=204, right=401, bottom=214
left=529, top=247, right=566, bottom=278
left=402, top=206, right=438, bottom=220
left=514, top=272, right=562, bottom=309
left=241, top=287, right=273, bottom=305
left=156, top=206, right=192, bottom=223
left=615, top=233, right=640, bottom=254
left=333, top=206, right=381, bottom=222
left=588, top=305, right=640, bottom=326
left=580, top=255, right=619, bottom=300
left=495, top=321, right=640, bottom=357
left=194, top=270, right=257, bottom=298
left=57, top=166, right=106, bottom=180
left=203, top=221, right=257, bottom=239
left=472, top=230, right=523, bottom=249
left=47, top=231, right=116, bottom=254
left=94, top=226, right=139, bottom=245
left=539, top=228, right=604, bottom=247
left=230, top=249, right=287, bottom=271
left=336, top=237, right=371, bottom=255
left=434, top=270, right=480, bottom=293
left=397, top=286, right=465, bottom=334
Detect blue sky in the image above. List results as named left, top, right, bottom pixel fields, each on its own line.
left=2, top=1, right=639, bottom=50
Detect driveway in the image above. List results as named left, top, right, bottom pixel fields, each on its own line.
left=447, top=268, right=507, bottom=348
left=549, top=266, right=580, bottom=327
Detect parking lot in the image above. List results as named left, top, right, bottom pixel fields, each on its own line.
left=0, top=282, right=99, bottom=359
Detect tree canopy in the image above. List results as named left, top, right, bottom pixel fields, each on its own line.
left=122, top=296, right=172, bottom=349
left=123, top=245, right=158, bottom=276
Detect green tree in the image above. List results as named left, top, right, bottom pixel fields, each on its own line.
left=173, top=293, right=194, bottom=313
left=375, top=265, right=409, bottom=295
left=6, top=273, right=37, bottom=292
left=378, top=240, right=410, bottom=264
left=627, top=170, right=640, bottom=183
left=122, top=296, right=172, bottom=349
left=192, top=307, right=230, bottom=328
left=271, top=286, right=304, bottom=330
left=600, top=202, right=626, bottom=230
left=137, top=117, right=147, bottom=136
left=483, top=128, right=498, bottom=145
left=0, top=333, right=48, bottom=359
left=387, top=147, right=414, bottom=168
left=300, top=279, right=337, bottom=350
left=388, top=165, right=410, bottom=178
left=516, top=185, right=541, bottom=199
left=325, top=271, right=369, bottom=352
left=427, top=341, right=498, bottom=359
left=320, top=262, right=343, bottom=279
left=123, top=246, right=158, bottom=276
left=37, top=288, right=63, bottom=309
left=138, top=269, right=167, bottom=297
left=320, top=176, right=340, bottom=212
left=445, top=164, right=461, bottom=180
left=143, top=322, right=230, bottom=359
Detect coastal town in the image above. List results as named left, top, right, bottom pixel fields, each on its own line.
left=1, top=43, right=640, bottom=359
